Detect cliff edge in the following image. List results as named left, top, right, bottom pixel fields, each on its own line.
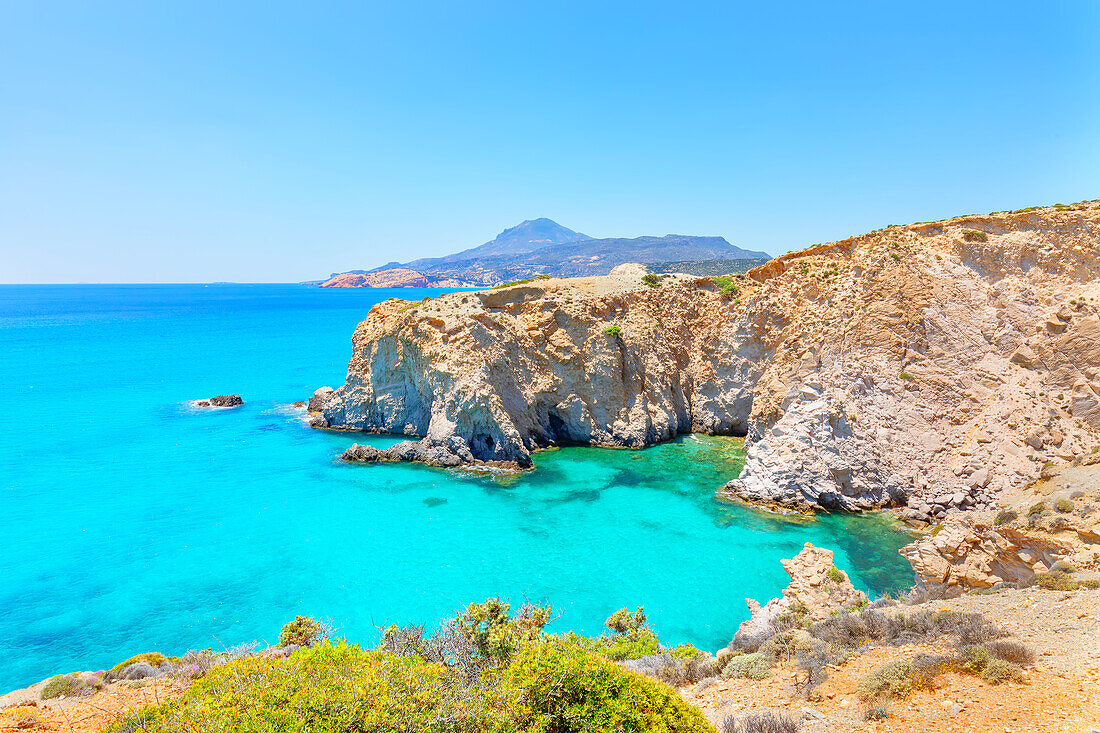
left=316, top=203, right=1100, bottom=512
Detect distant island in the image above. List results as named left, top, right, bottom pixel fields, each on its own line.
left=314, top=218, right=770, bottom=288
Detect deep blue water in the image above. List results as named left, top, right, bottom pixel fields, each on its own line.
left=0, top=284, right=914, bottom=691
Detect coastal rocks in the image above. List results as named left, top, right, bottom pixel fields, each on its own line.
left=732, top=543, right=868, bottom=648
left=308, top=386, right=335, bottom=413
left=900, top=513, right=1075, bottom=597
left=340, top=440, right=522, bottom=469
left=194, top=394, right=243, bottom=408
left=318, top=205, right=1100, bottom=510
left=901, top=459, right=1100, bottom=596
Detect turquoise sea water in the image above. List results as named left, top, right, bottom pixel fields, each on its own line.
left=0, top=284, right=914, bottom=691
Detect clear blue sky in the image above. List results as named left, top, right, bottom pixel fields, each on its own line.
left=2, top=1, right=1098, bottom=283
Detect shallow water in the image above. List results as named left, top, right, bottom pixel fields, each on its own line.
left=0, top=284, right=914, bottom=690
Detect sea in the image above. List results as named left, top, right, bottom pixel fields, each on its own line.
left=0, top=284, right=915, bottom=691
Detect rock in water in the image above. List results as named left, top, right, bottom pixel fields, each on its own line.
left=308, top=386, right=335, bottom=413
left=318, top=204, right=1100, bottom=508
left=732, top=543, right=868, bottom=649
left=208, top=394, right=243, bottom=407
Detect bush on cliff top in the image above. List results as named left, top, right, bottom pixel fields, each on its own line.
left=112, top=601, right=715, bottom=733
left=110, top=638, right=712, bottom=733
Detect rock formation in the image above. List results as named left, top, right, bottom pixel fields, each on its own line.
left=731, top=543, right=867, bottom=647
left=195, top=394, right=243, bottom=408
left=317, top=203, right=1100, bottom=511
left=902, top=455, right=1100, bottom=596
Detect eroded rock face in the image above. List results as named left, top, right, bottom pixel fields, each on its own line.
left=732, top=543, right=868, bottom=648
left=902, top=457, right=1100, bottom=596
left=321, top=205, right=1100, bottom=505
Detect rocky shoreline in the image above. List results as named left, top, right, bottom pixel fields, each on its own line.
left=311, top=204, right=1100, bottom=518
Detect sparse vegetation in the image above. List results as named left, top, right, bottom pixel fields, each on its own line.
left=962, top=229, right=989, bottom=242
left=603, top=324, right=622, bottom=336
left=111, top=601, right=713, bottom=733
left=994, top=508, right=1018, bottom=525
left=491, top=274, right=552, bottom=289
left=720, top=711, right=801, bottom=733
left=826, top=566, right=845, bottom=583
left=41, top=673, right=101, bottom=699
left=642, top=273, right=661, bottom=287
left=1055, top=498, right=1074, bottom=513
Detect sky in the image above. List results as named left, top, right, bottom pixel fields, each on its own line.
left=1, top=1, right=1099, bottom=283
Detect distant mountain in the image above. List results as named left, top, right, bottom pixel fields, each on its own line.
left=403, top=219, right=590, bottom=270
left=317, top=219, right=770, bottom=287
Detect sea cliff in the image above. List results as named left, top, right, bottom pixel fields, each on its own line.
left=315, top=203, right=1100, bottom=514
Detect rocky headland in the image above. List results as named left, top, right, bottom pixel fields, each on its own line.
left=314, top=203, right=1100, bottom=518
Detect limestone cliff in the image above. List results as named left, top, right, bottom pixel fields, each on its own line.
left=316, top=203, right=1100, bottom=511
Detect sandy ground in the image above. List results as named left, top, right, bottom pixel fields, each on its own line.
left=683, top=588, right=1100, bottom=733
left=0, top=678, right=182, bottom=733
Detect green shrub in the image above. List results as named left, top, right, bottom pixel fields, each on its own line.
left=603, top=325, right=622, bottom=336
left=605, top=606, right=648, bottom=635
left=826, top=566, right=845, bottom=583
left=110, top=642, right=513, bottom=732
left=109, top=652, right=167, bottom=672
left=505, top=638, right=713, bottom=733
left=1078, top=578, right=1100, bottom=589
left=994, top=509, right=1018, bottom=525
left=1028, top=501, right=1046, bottom=516
left=278, top=615, right=327, bottom=647
left=1055, top=498, right=1074, bottom=513
left=898, top=371, right=913, bottom=381
left=454, top=597, right=551, bottom=665
left=670, top=643, right=705, bottom=660
left=721, top=652, right=773, bottom=680
left=1035, top=570, right=1077, bottom=591
left=981, top=658, right=1024, bottom=684
left=711, top=275, right=733, bottom=289
left=957, top=644, right=991, bottom=674
left=1050, top=560, right=1075, bottom=573
left=588, top=629, right=661, bottom=661
left=890, top=252, right=901, bottom=262
left=962, top=229, right=989, bottom=242
left=41, top=673, right=99, bottom=699
left=858, top=660, right=915, bottom=700
left=642, top=274, right=661, bottom=287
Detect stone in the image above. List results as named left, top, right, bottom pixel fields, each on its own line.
left=308, top=386, right=335, bottom=413
left=208, top=394, right=243, bottom=407
left=732, top=543, right=867, bottom=648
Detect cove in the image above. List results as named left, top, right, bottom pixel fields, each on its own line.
left=0, top=284, right=914, bottom=692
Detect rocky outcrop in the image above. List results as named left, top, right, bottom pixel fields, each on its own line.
left=321, top=268, right=431, bottom=289
left=732, top=543, right=867, bottom=647
left=308, top=386, right=335, bottom=413
left=901, top=457, right=1100, bottom=596
left=195, top=394, right=243, bottom=408
left=318, top=204, right=1100, bottom=507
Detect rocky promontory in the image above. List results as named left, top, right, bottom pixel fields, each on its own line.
left=316, top=203, right=1100, bottom=513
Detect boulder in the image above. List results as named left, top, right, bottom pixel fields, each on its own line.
left=308, top=386, right=335, bottom=413
left=208, top=394, right=243, bottom=407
